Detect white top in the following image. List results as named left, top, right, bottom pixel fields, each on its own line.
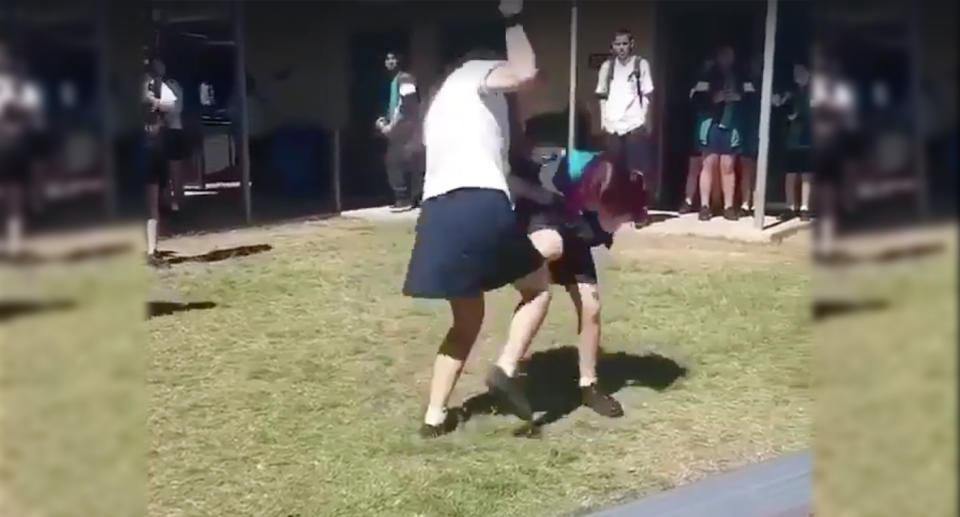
left=595, top=56, right=654, bottom=135
left=143, top=77, right=183, bottom=130
left=422, top=60, right=511, bottom=201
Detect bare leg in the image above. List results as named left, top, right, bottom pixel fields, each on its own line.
left=784, top=173, right=798, bottom=211
left=497, top=263, right=552, bottom=377
left=146, top=184, right=160, bottom=256
left=800, top=173, right=814, bottom=211
left=719, top=154, right=736, bottom=209
left=684, top=155, right=701, bottom=205
left=4, top=184, right=24, bottom=255
left=566, top=282, right=601, bottom=386
left=699, top=154, right=719, bottom=209
left=424, top=296, right=485, bottom=426
left=168, top=159, right=184, bottom=211
left=740, top=156, right=756, bottom=210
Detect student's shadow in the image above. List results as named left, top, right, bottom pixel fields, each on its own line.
left=159, top=244, right=272, bottom=265
left=456, top=347, right=687, bottom=432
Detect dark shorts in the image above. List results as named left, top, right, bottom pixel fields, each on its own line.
left=604, top=129, right=652, bottom=174
left=403, top=188, right=544, bottom=299
left=0, top=144, right=29, bottom=185
left=514, top=201, right=599, bottom=286
left=784, top=148, right=812, bottom=173
left=145, top=129, right=190, bottom=186
left=164, top=129, right=190, bottom=161
left=699, top=120, right=741, bottom=156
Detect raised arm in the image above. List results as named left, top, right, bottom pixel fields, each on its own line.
left=482, top=0, right=538, bottom=93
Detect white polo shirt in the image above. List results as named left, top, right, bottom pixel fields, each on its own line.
left=143, top=77, right=183, bottom=130
left=595, top=55, right=653, bottom=135
left=421, top=60, right=511, bottom=201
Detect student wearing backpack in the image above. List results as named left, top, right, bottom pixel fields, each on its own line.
left=594, top=29, right=654, bottom=215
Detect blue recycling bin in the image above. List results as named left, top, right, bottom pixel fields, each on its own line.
left=270, top=127, right=327, bottom=196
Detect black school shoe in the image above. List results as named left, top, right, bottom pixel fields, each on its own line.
left=485, top=365, right=533, bottom=421
left=779, top=209, right=796, bottom=222
left=698, top=206, right=712, bottom=221
left=418, top=409, right=462, bottom=439
left=799, top=209, right=812, bottom=222
left=678, top=201, right=694, bottom=214
left=582, top=384, right=624, bottom=418
left=723, top=207, right=739, bottom=221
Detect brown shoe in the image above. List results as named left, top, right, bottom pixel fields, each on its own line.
left=581, top=384, right=624, bottom=418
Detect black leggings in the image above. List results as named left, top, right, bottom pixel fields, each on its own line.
left=385, top=138, right=423, bottom=203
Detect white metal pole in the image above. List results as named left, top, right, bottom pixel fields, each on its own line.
left=567, top=1, right=578, bottom=156
left=233, top=0, right=252, bottom=223
left=753, top=0, right=778, bottom=229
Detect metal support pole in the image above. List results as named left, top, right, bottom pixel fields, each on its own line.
left=233, top=0, right=252, bottom=223
left=566, top=1, right=578, bottom=156
left=332, top=129, right=342, bottom=213
left=97, top=0, right=116, bottom=218
left=753, top=0, right=778, bottom=229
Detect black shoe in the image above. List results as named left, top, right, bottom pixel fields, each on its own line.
left=739, top=206, right=753, bottom=218
left=485, top=365, right=533, bottom=421
left=698, top=206, right=711, bottom=221
left=799, top=209, right=812, bottom=222
left=678, top=201, right=694, bottom=214
left=146, top=253, right=168, bottom=269
left=779, top=209, right=796, bottom=222
left=582, top=384, right=624, bottom=418
left=418, top=408, right=463, bottom=439
left=723, top=207, right=739, bottom=221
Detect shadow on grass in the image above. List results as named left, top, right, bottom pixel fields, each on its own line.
left=161, top=244, right=272, bottom=265
left=146, top=301, right=217, bottom=319
left=0, top=299, right=76, bottom=323
left=813, top=298, right=889, bottom=321
left=454, top=347, right=687, bottom=433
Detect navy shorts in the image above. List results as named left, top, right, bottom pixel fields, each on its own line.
left=514, top=201, right=599, bottom=286
left=403, top=188, right=544, bottom=299
left=699, top=120, right=741, bottom=156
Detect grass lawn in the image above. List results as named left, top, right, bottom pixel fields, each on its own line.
left=815, top=232, right=957, bottom=517
left=2, top=217, right=811, bottom=516
left=144, top=219, right=810, bottom=517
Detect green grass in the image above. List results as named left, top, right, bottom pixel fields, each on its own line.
left=815, top=240, right=957, bottom=517
left=144, top=220, right=809, bottom=517
left=1, top=219, right=810, bottom=516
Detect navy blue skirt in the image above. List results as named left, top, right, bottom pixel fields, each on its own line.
left=403, top=188, right=544, bottom=299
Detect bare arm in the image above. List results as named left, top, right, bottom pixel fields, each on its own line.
left=482, top=1, right=538, bottom=93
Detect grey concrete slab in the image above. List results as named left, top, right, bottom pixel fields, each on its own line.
left=637, top=211, right=811, bottom=244
left=588, top=450, right=811, bottom=517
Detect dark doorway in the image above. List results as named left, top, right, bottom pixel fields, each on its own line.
left=656, top=1, right=766, bottom=209
left=439, top=21, right=505, bottom=70
left=343, top=29, right=411, bottom=208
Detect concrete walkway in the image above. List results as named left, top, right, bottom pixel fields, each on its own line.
left=588, top=450, right=812, bottom=517
left=636, top=211, right=810, bottom=243
left=342, top=206, right=810, bottom=243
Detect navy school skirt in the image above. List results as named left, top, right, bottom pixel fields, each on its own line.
left=403, top=188, right=544, bottom=299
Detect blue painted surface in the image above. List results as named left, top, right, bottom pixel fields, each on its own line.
left=587, top=450, right=811, bottom=517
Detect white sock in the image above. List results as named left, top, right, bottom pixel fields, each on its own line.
left=496, top=358, right=517, bottom=378
left=6, top=217, right=23, bottom=254
left=741, top=202, right=750, bottom=210
left=799, top=204, right=809, bottom=211
left=579, top=376, right=598, bottom=388
left=424, top=406, right=447, bottom=427
left=146, top=219, right=158, bottom=255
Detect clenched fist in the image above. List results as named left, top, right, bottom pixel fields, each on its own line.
left=499, top=0, right=523, bottom=17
